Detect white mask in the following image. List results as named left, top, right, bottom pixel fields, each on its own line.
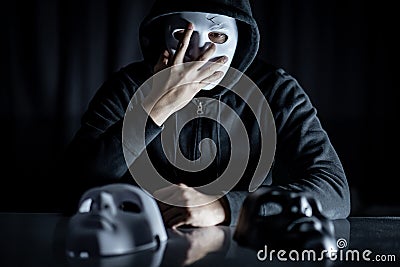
left=164, top=12, right=238, bottom=90
left=65, top=184, right=167, bottom=257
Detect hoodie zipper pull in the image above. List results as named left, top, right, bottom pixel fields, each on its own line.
left=197, top=101, right=203, bottom=115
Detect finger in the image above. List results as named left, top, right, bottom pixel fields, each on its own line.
left=197, top=43, right=216, bottom=62
left=156, top=189, right=187, bottom=207
left=199, top=71, right=225, bottom=87
left=189, top=43, right=217, bottom=70
left=154, top=185, right=180, bottom=201
left=154, top=50, right=170, bottom=73
left=197, top=56, right=228, bottom=78
left=165, top=209, right=188, bottom=228
left=171, top=227, right=186, bottom=237
left=154, top=183, right=188, bottom=202
left=163, top=190, right=189, bottom=207
left=164, top=206, right=188, bottom=223
left=170, top=217, right=188, bottom=229
left=158, top=200, right=182, bottom=213
left=173, top=23, right=194, bottom=64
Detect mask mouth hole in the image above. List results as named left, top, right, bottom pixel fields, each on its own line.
left=119, top=201, right=141, bottom=213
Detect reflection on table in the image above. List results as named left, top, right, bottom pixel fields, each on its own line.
left=1, top=213, right=400, bottom=266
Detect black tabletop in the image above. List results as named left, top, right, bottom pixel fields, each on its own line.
left=0, top=213, right=399, bottom=267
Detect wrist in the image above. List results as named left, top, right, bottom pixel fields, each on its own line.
left=217, top=196, right=231, bottom=225
left=141, top=101, right=165, bottom=127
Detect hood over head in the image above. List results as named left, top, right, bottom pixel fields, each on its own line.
left=139, top=0, right=260, bottom=75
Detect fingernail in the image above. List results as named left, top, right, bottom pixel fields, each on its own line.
left=222, top=56, right=228, bottom=63
left=187, top=23, right=193, bottom=30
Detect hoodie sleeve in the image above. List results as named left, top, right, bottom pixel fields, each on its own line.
left=267, top=69, right=351, bottom=219
left=62, top=67, right=162, bottom=190
left=223, top=67, right=350, bottom=226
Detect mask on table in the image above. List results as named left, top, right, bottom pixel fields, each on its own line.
left=234, top=187, right=337, bottom=256
left=65, top=184, right=167, bottom=258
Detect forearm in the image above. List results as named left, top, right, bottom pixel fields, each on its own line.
left=275, top=164, right=351, bottom=219
left=268, top=72, right=350, bottom=219
left=274, top=109, right=351, bottom=219
left=272, top=129, right=351, bottom=219
left=223, top=172, right=349, bottom=228
left=65, top=103, right=162, bottom=182
left=64, top=120, right=127, bottom=182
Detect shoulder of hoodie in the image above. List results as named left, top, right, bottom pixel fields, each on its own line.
left=106, top=60, right=153, bottom=89
left=245, top=57, right=311, bottom=108
left=245, top=57, right=301, bottom=89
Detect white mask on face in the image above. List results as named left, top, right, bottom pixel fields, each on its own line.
left=164, top=12, right=238, bottom=90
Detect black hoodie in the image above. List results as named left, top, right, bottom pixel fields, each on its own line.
left=62, top=0, right=351, bottom=225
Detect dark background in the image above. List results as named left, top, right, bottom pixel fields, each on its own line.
left=1, top=0, right=398, bottom=215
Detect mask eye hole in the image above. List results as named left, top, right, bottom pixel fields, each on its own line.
left=173, top=30, right=228, bottom=44
left=172, top=29, right=185, bottom=42
left=208, top=32, right=228, bottom=44
left=119, top=201, right=141, bottom=213
left=258, top=202, right=283, bottom=217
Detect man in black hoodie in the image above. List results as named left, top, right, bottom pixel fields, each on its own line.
left=63, top=0, right=351, bottom=227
